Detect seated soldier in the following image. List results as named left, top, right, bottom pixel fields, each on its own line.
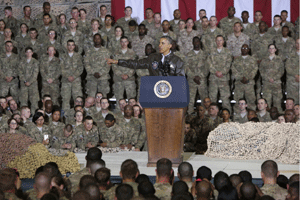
left=269, top=107, right=279, bottom=122
left=48, top=106, right=65, bottom=135
left=247, top=109, right=257, bottom=121
left=93, top=98, right=115, bottom=128
left=115, top=184, right=134, bottom=200
left=277, top=114, right=285, bottom=123
left=190, top=105, right=206, bottom=132
left=286, top=181, right=299, bottom=200
left=99, top=114, right=124, bottom=148
left=51, top=124, right=76, bottom=152
left=221, top=108, right=231, bottom=123
left=284, top=109, right=296, bottom=123
left=196, top=180, right=213, bottom=200
left=75, top=116, right=99, bottom=150
left=257, top=98, right=272, bottom=122
left=89, top=92, right=103, bottom=118
left=64, top=96, right=84, bottom=124
left=82, top=183, right=102, bottom=200
left=233, top=99, right=249, bottom=123
left=184, top=122, right=196, bottom=152
left=285, top=98, right=295, bottom=110
left=293, top=104, right=300, bottom=122
left=203, top=97, right=211, bottom=116
left=154, top=158, right=173, bottom=199
left=20, top=106, right=33, bottom=127
left=105, top=159, right=139, bottom=200
left=114, top=99, right=127, bottom=119
left=83, top=96, right=95, bottom=117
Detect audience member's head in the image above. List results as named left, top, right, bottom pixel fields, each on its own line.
left=72, top=190, right=91, bottom=200
left=240, top=181, right=257, bottom=200
left=261, top=160, right=279, bottom=183
left=34, top=172, right=52, bottom=194
left=86, top=147, right=102, bottom=167
left=95, top=167, right=111, bottom=190
left=229, top=174, right=242, bottom=188
left=135, top=174, right=150, bottom=184
left=79, top=175, right=97, bottom=190
left=238, top=171, right=252, bottom=183
left=83, top=183, right=101, bottom=200
left=120, top=159, right=139, bottom=181
left=277, top=174, right=288, bottom=189
left=90, top=159, right=106, bottom=176
left=172, top=181, right=189, bottom=196
left=156, top=158, right=173, bottom=180
left=196, top=166, right=212, bottom=181
left=116, top=184, right=134, bottom=200
left=178, top=162, right=193, bottom=182
left=196, top=180, right=212, bottom=200
left=138, top=181, right=155, bottom=197
left=217, top=185, right=238, bottom=200
left=286, top=181, right=299, bottom=200
left=214, top=171, right=231, bottom=192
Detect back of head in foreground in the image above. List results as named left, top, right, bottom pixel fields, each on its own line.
left=240, top=181, right=257, bottom=200
left=86, top=147, right=102, bottom=167
left=172, top=181, right=189, bottom=196
left=116, top=184, right=134, bottom=200
left=261, top=160, right=278, bottom=182
left=83, top=183, right=102, bottom=200
left=195, top=180, right=212, bottom=200
left=217, top=185, right=239, bottom=200
left=178, top=162, right=193, bottom=181
left=138, top=180, right=155, bottom=197
left=156, top=158, right=172, bottom=179
left=196, top=166, right=212, bottom=181
left=214, top=171, right=231, bottom=192
left=120, top=159, right=139, bottom=181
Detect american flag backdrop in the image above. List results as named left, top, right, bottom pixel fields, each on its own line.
left=111, top=0, right=299, bottom=27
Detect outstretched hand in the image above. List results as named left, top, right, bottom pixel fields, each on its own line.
left=106, top=58, right=118, bottom=65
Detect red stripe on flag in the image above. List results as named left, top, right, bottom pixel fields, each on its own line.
left=291, top=0, right=299, bottom=23
left=216, top=0, right=234, bottom=23
left=111, top=0, right=125, bottom=21
left=253, top=0, right=272, bottom=27
left=179, top=0, right=196, bottom=21
left=144, top=0, right=161, bottom=19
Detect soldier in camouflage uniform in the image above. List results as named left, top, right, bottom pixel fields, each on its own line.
left=41, top=29, right=64, bottom=56
left=99, top=114, right=124, bottom=148
left=3, top=6, right=19, bottom=36
left=84, top=34, right=111, bottom=97
left=64, top=99, right=84, bottom=125
left=124, top=20, right=139, bottom=42
left=34, top=2, right=57, bottom=28
left=84, top=19, right=108, bottom=51
left=219, top=7, right=242, bottom=38
left=51, top=124, right=77, bottom=152
left=184, top=122, right=196, bottom=152
left=62, top=18, right=84, bottom=54
left=274, top=26, right=295, bottom=60
left=112, top=37, right=137, bottom=105
left=285, top=39, right=300, bottom=104
left=281, top=10, right=295, bottom=37
left=97, top=5, right=108, bottom=29
left=233, top=99, right=249, bottom=123
left=15, top=23, right=30, bottom=53
left=241, top=11, right=258, bottom=41
left=118, top=105, right=146, bottom=151
left=37, top=14, right=58, bottom=44
left=206, top=36, right=232, bottom=109
left=227, top=22, right=250, bottom=58
left=39, top=46, right=61, bottom=105
left=89, top=92, right=103, bottom=118
left=147, top=13, right=163, bottom=39
left=57, top=14, right=69, bottom=42
left=18, top=47, right=39, bottom=114
left=0, top=28, right=18, bottom=55
left=27, top=172, right=52, bottom=200
left=267, top=15, right=282, bottom=38
left=77, top=9, right=90, bottom=35
left=231, top=44, right=258, bottom=110
left=141, top=8, right=155, bottom=27
left=27, top=112, right=50, bottom=144
left=252, top=11, right=263, bottom=33
left=0, top=41, right=19, bottom=101
left=260, top=44, right=284, bottom=111
left=93, top=98, right=116, bottom=128
left=75, top=116, right=99, bottom=150
left=177, top=18, right=200, bottom=55
left=19, top=6, right=35, bottom=29
left=22, top=28, right=43, bottom=59
left=100, top=15, right=116, bottom=42
left=154, top=20, right=177, bottom=51
left=48, top=108, right=65, bottom=136
left=154, top=158, right=173, bottom=200
left=108, top=26, right=123, bottom=54
left=196, top=16, right=210, bottom=37
left=131, top=24, right=155, bottom=59
left=185, top=37, right=208, bottom=114
left=195, top=9, right=207, bottom=30
left=201, top=16, right=224, bottom=55
left=60, top=40, right=83, bottom=111
left=169, top=9, right=182, bottom=36
left=116, top=6, right=136, bottom=34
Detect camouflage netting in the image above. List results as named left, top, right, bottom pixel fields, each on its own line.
left=0, top=0, right=111, bottom=21
left=205, top=122, right=300, bottom=164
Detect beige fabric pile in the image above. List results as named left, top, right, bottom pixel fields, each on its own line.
left=205, top=122, right=299, bottom=164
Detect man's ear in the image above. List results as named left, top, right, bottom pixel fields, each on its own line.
left=277, top=171, right=280, bottom=177
left=261, top=171, right=264, bottom=179
left=120, top=171, right=123, bottom=178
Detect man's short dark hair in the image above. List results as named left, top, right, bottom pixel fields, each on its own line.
left=172, top=181, right=189, bottom=195
left=105, top=114, right=115, bottom=122
left=156, top=158, right=172, bottom=178
left=86, top=147, right=102, bottom=160
left=73, top=190, right=91, bottom=200
left=79, top=175, right=97, bottom=190
left=238, top=170, right=252, bottom=182
left=128, top=20, right=138, bottom=26
left=121, top=159, right=138, bottom=180
left=199, top=9, right=206, bottom=13
left=83, top=183, right=101, bottom=200
left=135, top=174, right=150, bottom=184
left=23, top=6, right=31, bottom=12
left=161, top=36, right=173, bottom=45
left=84, top=116, right=93, bottom=122
left=261, top=160, right=278, bottom=178
left=196, top=166, right=212, bottom=180
left=178, top=162, right=193, bottom=179
left=79, top=8, right=87, bottom=14
left=125, top=6, right=132, bottom=11
left=145, top=8, right=153, bottom=12
left=209, top=102, right=219, bottom=110
left=95, top=167, right=111, bottom=188
left=217, top=185, right=238, bottom=200
left=138, top=181, right=155, bottom=197
left=4, top=6, right=12, bottom=11
left=240, top=182, right=257, bottom=200
left=288, top=173, right=299, bottom=185
left=229, top=174, right=242, bottom=188
left=274, top=15, right=282, bottom=20
left=239, top=98, right=247, bottom=104
left=281, top=10, right=288, bottom=14
left=214, top=171, right=230, bottom=191
left=116, top=184, right=134, bottom=200
left=100, top=5, right=107, bottom=9
left=43, top=2, right=50, bottom=8
left=277, top=174, right=288, bottom=189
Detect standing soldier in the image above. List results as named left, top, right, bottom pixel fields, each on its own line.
left=231, top=44, right=258, bottom=110
left=18, top=47, right=39, bottom=114
left=206, top=35, right=232, bottom=109
left=0, top=28, right=18, bottom=55
left=116, top=6, right=136, bottom=34
left=98, top=5, right=108, bottom=28
left=147, top=13, right=163, bottom=39
left=108, top=26, right=124, bottom=55
left=141, top=8, right=155, bottom=27
left=227, top=22, right=250, bottom=58
left=85, top=34, right=111, bottom=97
left=19, top=6, right=35, bottom=29
left=185, top=37, right=208, bottom=114
left=84, top=19, right=108, bottom=51
left=195, top=9, right=207, bottom=30
left=154, top=20, right=177, bottom=51
left=35, top=2, right=57, bottom=28
left=3, top=6, right=19, bottom=36
left=62, top=18, right=84, bottom=54
left=219, top=7, right=242, bottom=38
left=267, top=15, right=282, bottom=38
left=125, top=20, right=139, bottom=42
left=285, top=39, right=300, bottom=104
left=112, top=36, right=137, bottom=107
left=22, top=28, right=43, bottom=59
left=39, top=46, right=61, bottom=105
left=169, top=9, right=182, bottom=35
left=77, top=9, right=89, bottom=35
left=37, top=14, right=58, bottom=44
left=274, top=26, right=295, bottom=60
left=241, top=11, right=258, bottom=41
left=100, top=15, right=116, bottom=42
left=60, top=40, right=83, bottom=111
left=42, top=29, right=64, bottom=56
left=131, top=24, right=154, bottom=59
left=281, top=10, right=295, bottom=37
left=260, top=44, right=284, bottom=111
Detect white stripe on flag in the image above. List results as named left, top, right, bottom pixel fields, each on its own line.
left=126, top=0, right=144, bottom=24
left=196, top=0, right=216, bottom=20
left=234, top=0, right=254, bottom=23
left=271, top=0, right=291, bottom=25
left=161, top=0, right=179, bottom=21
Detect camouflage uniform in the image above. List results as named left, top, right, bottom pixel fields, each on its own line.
left=37, top=24, right=58, bottom=44
left=51, top=129, right=77, bottom=152
left=93, top=110, right=115, bottom=127
left=184, top=128, right=197, bottom=152
left=99, top=124, right=124, bottom=148
left=206, top=48, right=232, bottom=109
left=89, top=106, right=102, bottom=119
left=177, top=30, right=200, bottom=55
left=274, top=36, right=295, bottom=60
left=84, top=46, right=111, bottom=97
left=60, top=52, right=83, bottom=110
left=62, top=30, right=84, bottom=54
left=19, top=17, right=35, bottom=29
left=185, top=50, right=209, bottom=113
left=260, top=184, right=288, bottom=200
left=83, top=30, right=108, bottom=51
left=201, top=28, right=225, bottom=54
left=169, top=19, right=181, bottom=37
left=242, top=23, right=258, bottom=41
left=226, top=33, right=250, bottom=57
left=0, top=115, right=9, bottom=132
left=48, top=121, right=65, bottom=136
left=112, top=48, right=137, bottom=103
left=260, top=55, right=284, bottom=110
left=18, top=58, right=40, bottom=114
left=22, top=39, right=43, bottom=59
left=0, top=39, right=18, bottom=55
left=219, top=16, right=242, bottom=38
left=27, top=124, right=50, bottom=143
left=131, top=35, right=154, bottom=58
left=75, top=125, right=99, bottom=150
left=15, top=33, right=30, bottom=52
left=4, top=16, right=19, bottom=36
left=251, top=33, right=274, bottom=61
left=141, top=20, right=154, bottom=27
left=285, top=50, right=300, bottom=104
left=257, top=113, right=271, bottom=123
left=154, top=31, right=177, bottom=51
left=267, top=26, right=282, bottom=38
left=69, top=167, right=90, bottom=194
left=294, top=17, right=299, bottom=40
left=41, top=39, right=65, bottom=56
left=231, top=55, right=258, bottom=110
left=147, top=24, right=163, bottom=39
left=154, top=183, right=172, bottom=200
left=118, top=117, right=146, bottom=150
left=116, top=17, right=136, bottom=33
left=0, top=53, right=19, bottom=101
left=100, top=26, right=115, bottom=41
left=77, top=20, right=90, bottom=35
left=195, top=20, right=202, bottom=31
left=34, top=12, right=57, bottom=29
left=96, top=17, right=106, bottom=29
left=63, top=109, right=75, bottom=125
left=233, top=112, right=248, bottom=123
left=39, top=55, right=61, bottom=105
left=136, top=55, right=150, bottom=101
left=125, top=29, right=139, bottom=42
left=282, top=21, right=295, bottom=37
left=107, top=37, right=121, bottom=54
left=57, top=25, right=69, bottom=43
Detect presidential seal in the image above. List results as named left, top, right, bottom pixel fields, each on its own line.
left=154, top=80, right=172, bottom=98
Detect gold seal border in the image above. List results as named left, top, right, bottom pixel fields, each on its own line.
left=154, top=80, right=172, bottom=98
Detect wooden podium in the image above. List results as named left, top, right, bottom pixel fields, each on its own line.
left=139, top=76, right=189, bottom=167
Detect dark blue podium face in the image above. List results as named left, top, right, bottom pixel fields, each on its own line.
left=139, top=76, right=189, bottom=108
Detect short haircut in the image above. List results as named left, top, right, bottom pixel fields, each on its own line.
left=239, top=98, right=247, bottom=104
left=178, top=162, right=193, bottom=179
left=261, top=160, right=278, bottom=178
left=116, top=184, right=134, bottom=200
left=25, top=47, right=33, bottom=53
left=43, top=13, right=51, bottom=19
left=196, top=181, right=212, bottom=199
left=43, top=2, right=50, bottom=7
left=229, top=174, right=242, bottom=188
left=217, top=185, right=239, bottom=200
left=135, top=174, right=150, bottom=184
left=156, top=158, right=172, bottom=177
left=84, top=116, right=93, bottom=122
left=214, top=171, right=230, bottom=191
left=161, top=35, right=173, bottom=45
left=196, top=166, right=212, bottom=180
left=288, top=173, right=300, bottom=185
left=125, top=6, right=132, bottom=11
left=250, top=117, right=259, bottom=122
left=145, top=8, right=153, bottom=12
left=274, top=14, right=282, bottom=20
left=90, top=159, right=106, bottom=176
left=29, top=27, right=38, bottom=33
left=23, top=6, right=31, bottom=11
left=100, top=5, right=107, bottom=9
left=200, top=9, right=206, bottom=12
left=67, top=39, right=75, bottom=45
left=209, top=102, right=219, bottom=110
left=172, top=181, right=189, bottom=195
left=258, top=98, right=268, bottom=105
left=277, top=174, right=288, bottom=189
left=121, top=159, right=138, bottom=180
left=83, top=183, right=101, bottom=200
left=281, top=10, right=288, bottom=14
left=238, top=170, right=252, bottom=182
left=138, top=181, right=155, bottom=196
left=4, top=6, right=12, bottom=11
left=73, top=190, right=91, bottom=200
left=128, top=20, right=138, bottom=26
left=32, top=112, right=44, bottom=124
left=255, top=10, right=262, bottom=14
left=240, top=182, right=257, bottom=200
left=242, top=10, right=249, bottom=15
left=100, top=97, right=109, bottom=104
left=79, top=175, right=97, bottom=190
left=95, top=167, right=111, bottom=187
left=105, top=114, right=115, bottom=122
left=79, top=8, right=87, bottom=14
left=86, top=147, right=102, bottom=160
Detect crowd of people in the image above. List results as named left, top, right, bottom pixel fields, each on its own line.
left=0, top=148, right=299, bottom=200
